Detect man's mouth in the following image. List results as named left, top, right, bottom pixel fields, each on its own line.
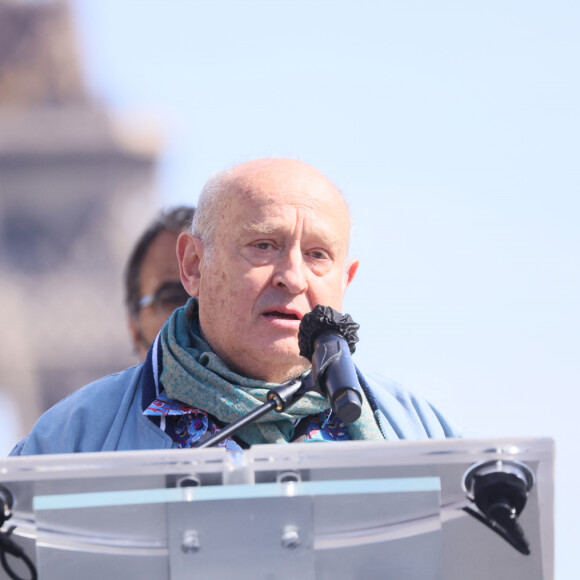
left=263, top=311, right=300, bottom=320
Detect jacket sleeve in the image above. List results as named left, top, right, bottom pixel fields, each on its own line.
left=9, top=366, right=147, bottom=455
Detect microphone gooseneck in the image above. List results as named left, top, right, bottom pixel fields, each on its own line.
left=298, top=305, right=362, bottom=423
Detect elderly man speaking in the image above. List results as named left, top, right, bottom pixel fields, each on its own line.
left=11, top=159, right=456, bottom=455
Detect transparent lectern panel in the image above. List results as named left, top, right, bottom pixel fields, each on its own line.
left=0, top=438, right=554, bottom=580
left=31, top=478, right=441, bottom=580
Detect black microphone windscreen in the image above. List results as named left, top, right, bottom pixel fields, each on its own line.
left=298, top=305, right=360, bottom=361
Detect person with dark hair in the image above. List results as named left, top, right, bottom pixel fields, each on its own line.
left=11, top=159, right=456, bottom=456
left=125, top=206, right=195, bottom=360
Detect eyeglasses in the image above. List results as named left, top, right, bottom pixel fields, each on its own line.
left=138, top=281, right=190, bottom=313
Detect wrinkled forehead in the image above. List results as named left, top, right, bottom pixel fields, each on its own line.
left=224, top=160, right=352, bottom=233
left=239, top=203, right=348, bottom=257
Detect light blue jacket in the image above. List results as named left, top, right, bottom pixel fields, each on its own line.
left=10, top=362, right=456, bottom=456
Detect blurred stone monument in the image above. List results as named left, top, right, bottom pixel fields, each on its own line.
left=0, top=0, right=160, bottom=439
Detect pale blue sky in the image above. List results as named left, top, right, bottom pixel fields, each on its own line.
left=67, top=1, right=580, bottom=577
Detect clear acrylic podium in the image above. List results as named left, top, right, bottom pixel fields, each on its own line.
left=0, top=437, right=554, bottom=579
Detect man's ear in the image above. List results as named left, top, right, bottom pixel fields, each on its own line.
left=177, top=232, right=203, bottom=297
left=344, top=258, right=359, bottom=290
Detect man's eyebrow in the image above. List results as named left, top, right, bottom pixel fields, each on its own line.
left=242, top=222, right=281, bottom=235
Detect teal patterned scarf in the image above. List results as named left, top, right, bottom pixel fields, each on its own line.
left=160, top=298, right=384, bottom=445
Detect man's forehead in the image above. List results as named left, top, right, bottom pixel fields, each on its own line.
left=216, top=158, right=352, bottom=242
left=226, top=177, right=349, bottom=223
left=241, top=205, right=338, bottom=234
left=239, top=193, right=347, bottom=227
left=230, top=179, right=338, bottom=208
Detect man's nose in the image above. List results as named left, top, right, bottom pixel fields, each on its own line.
left=272, top=246, right=308, bottom=294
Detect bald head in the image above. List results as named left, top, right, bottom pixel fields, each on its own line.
left=192, top=158, right=351, bottom=255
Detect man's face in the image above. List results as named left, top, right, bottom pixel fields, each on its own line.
left=179, top=159, right=359, bottom=383
left=129, top=230, right=188, bottom=360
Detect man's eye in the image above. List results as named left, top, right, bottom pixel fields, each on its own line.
left=254, top=242, right=274, bottom=250
left=308, top=250, right=329, bottom=260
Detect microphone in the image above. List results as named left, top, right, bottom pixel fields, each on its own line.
left=298, top=305, right=362, bottom=423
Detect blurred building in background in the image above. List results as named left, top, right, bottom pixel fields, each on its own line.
left=0, top=0, right=160, bottom=439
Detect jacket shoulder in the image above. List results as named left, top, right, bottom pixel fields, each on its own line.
left=10, top=365, right=143, bottom=455
left=361, top=371, right=459, bottom=439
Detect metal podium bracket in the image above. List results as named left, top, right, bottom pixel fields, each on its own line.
left=166, top=477, right=442, bottom=580
left=168, top=494, right=314, bottom=580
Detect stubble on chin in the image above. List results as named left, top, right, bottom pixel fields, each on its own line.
left=227, top=345, right=311, bottom=384
left=275, top=360, right=312, bottom=384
